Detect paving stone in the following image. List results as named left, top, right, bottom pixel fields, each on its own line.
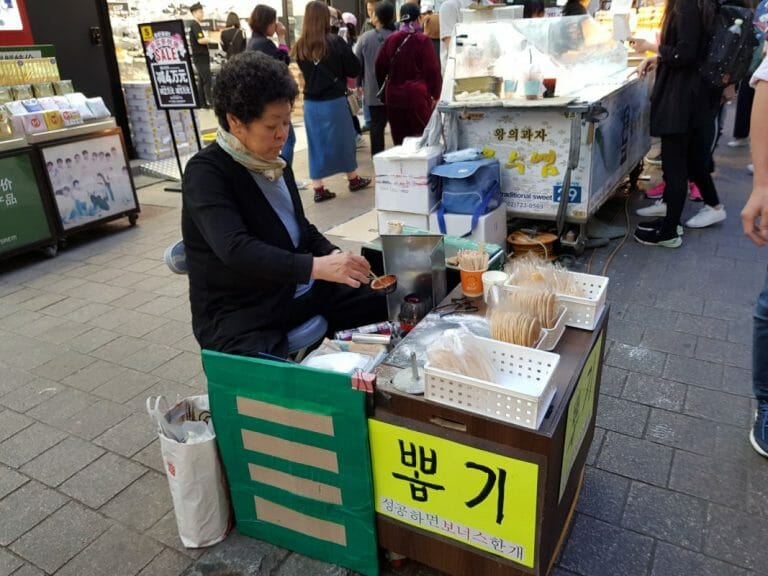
left=622, top=481, right=706, bottom=550
left=0, top=334, right=61, bottom=370
left=575, top=468, right=630, bottom=523
left=653, top=545, right=753, bottom=576
left=58, top=399, right=132, bottom=440
left=663, top=354, right=724, bottom=391
left=722, top=365, right=754, bottom=398
left=703, top=299, right=755, bottom=321
left=142, top=320, right=193, bottom=346
left=132, top=276, right=172, bottom=294
left=119, top=345, right=182, bottom=373
left=0, top=365, right=36, bottom=397
left=85, top=266, right=131, bottom=284
left=34, top=318, right=92, bottom=344
left=607, top=318, right=644, bottom=346
left=56, top=524, right=162, bottom=576
left=596, top=431, right=673, bottom=487
left=9, top=500, right=111, bottom=573
left=163, top=303, right=192, bottom=323
left=713, top=422, right=762, bottom=464
left=670, top=451, right=748, bottom=510
left=31, top=351, right=97, bottom=381
left=596, top=395, right=649, bottom=438
left=673, top=312, right=726, bottom=340
left=91, top=335, right=149, bottom=364
left=0, top=548, right=23, bottom=576
left=132, top=440, right=165, bottom=474
left=93, top=369, right=159, bottom=404
left=60, top=452, right=147, bottom=508
left=0, top=464, right=27, bottom=499
left=95, top=413, right=157, bottom=458
left=605, top=344, right=666, bottom=377
left=151, top=352, right=203, bottom=383
left=8, top=564, right=43, bottom=576
left=0, top=422, right=67, bottom=468
left=181, top=531, right=288, bottom=575
left=36, top=275, right=88, bottom=295
left=645, top=409, right=716, bottom=455
left=147, top=512, right=204, bottom=558
left=102, top=470, right=173, bottom=531
left=640, top=327, right=697, bottom=357
left=0, top=480, right=68, bottom=545
left=135, top=296, right=185, bottom=317
left=26, top=387, right=100, bottom=427
left=15, top=314, right=69, bottom=338
left=559, top=514, right=653, bottom=576
left=586, top=427, right=604, bottom=467
left=705, top=504, right=768, bottom=571
left=90, top=308, right=170, bottom=338
left=61, top=360, right=128, bottom=392
left=695, top=336, right=752, bottom=370
left=63, top=302, right=114, bottom=324
left=21, top=436, right=104, bottom=487
left=18, top=292, right=68, bottom=312
left=63, top=282, right=131, bottom=305
left=275, top=553, right=354, bottom=576
left=746, top=464, right=768, bottom=518
left=0, top=311, right=44, bottom=332
left=623, top=303, right=679, bottom=327
left=174, top=334, right=200, bottom=354
left=0, top=377, right=60, bottom=413
left=137, top=548, right=191, bottom=576
left=599, top=365, right=627, bottom=397
left=622, top=373, right=687, bottom=412
left=0, top=409, right=32, bottom=442
left=35, top=296, right=89, bottom=318
left=684, top=387, right=753, bottom=427
left=110, top=289, right=164, bottom=311
left=106, top=271, right=147, bottom=289
left=67, top=327, right=122, bottom=354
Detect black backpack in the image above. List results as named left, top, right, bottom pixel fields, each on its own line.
left=700, top=0, right=759, bottom=87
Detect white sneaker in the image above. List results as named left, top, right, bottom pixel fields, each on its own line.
left=748, top=164, right=754, bottom=174
left=637, top=199, right=667, bottom=217
left=685, top=204, right=727, bottom=228
left=296, top=180, right=309, bottom=190
left=727, top=138, right=749, bottom=148
left=356, top=135, right=365, bottom=148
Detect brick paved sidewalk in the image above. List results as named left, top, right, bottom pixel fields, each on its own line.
left=0, top=133, right=765, bottom=576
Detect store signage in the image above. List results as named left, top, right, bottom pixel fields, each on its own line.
left=0, top=153, right=51, bottom=256
left=0, top=45, right=56, bottom=60
left=369, top=420, right=539, bottom=568
left=559, top=336, right=603, bottom=500
left=138, top=20, right=198, bottom=109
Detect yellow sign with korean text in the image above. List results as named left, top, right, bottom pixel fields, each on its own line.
left=559, top=337, right=603, bottom=500
left=368, top=420, right=539, bottom=568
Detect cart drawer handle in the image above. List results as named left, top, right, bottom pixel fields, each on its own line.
left=429, top=416, right=467, bottom=433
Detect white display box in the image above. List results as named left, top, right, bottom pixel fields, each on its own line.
left=374, top=145, right=442, bottom=215
left=377, top=209, right=434, bottom=233
left=429, top=203, right=507, bottom=250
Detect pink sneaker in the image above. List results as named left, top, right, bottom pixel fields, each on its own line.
left=689, top=182, right=702, bottom=201
left=646, top=181, right=665, bottom=199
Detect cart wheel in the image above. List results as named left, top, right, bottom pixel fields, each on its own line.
left=629, top=161, right=644, bottom=192
left=58, top=238, right=68, bottom=250
left=128, top=213, right=139, bottom=226
left=42, top=244, right=58, bottom=258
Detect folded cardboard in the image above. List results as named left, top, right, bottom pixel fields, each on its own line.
left=429, top=203, right=507, bottom=251
left=377, top=209, right=434, bottom=233
left=373, top=145, right=442, bottom=215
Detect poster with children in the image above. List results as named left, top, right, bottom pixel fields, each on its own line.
left=42, top=132, right=137, bottom=231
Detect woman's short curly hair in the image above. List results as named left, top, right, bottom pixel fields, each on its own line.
left=212, top=51, right=298, bottom=131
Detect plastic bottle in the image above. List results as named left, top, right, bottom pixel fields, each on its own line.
left=728, top=18, right=743, bottom=35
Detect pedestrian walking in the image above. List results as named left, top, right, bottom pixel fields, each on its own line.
left=188, top=3, right=213, bottom=108
left=219, top=12, right=247, bottom=60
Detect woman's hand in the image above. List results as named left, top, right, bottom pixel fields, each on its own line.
left=312, top=252, right=372, bottom=288
left=629, top=37, right=656, bottom=54
left=637, top=56, right=658, bottom=80
left=276, top=21, right=286, bottom=42
left=742, top=190, right=768, bottom=247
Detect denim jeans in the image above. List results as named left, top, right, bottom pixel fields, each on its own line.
left=363, top=102, right=372, bottom=128
left=755, top=267, right=768, bottom=403
left=281, top=122, right=296, bottom=166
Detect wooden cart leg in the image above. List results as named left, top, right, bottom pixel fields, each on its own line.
left=546, top=465, right=585, bottom=576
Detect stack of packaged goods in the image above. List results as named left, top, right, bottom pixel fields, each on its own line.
left=123, top=82, right=200, bottom=161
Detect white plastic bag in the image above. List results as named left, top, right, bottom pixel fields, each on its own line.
left=147, top=395, right=230, bottom=548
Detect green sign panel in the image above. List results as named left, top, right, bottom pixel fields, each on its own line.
left=0, top=153, right=51, bottom=256
left=0, top=45, right=56, bottom=60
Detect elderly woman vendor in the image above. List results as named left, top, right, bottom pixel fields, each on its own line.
left=181, top=51, right=387, bottom=357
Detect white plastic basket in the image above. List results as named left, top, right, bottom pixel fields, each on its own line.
left=424, top=336, right=560, bottom=429
left=504, top=269, right=609, bottom=331
left=536, top=305, right=567, bottom=351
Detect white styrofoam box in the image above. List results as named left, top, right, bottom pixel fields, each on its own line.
left=377, top=209, right=433, bottom=233
left=429, top=203, right=507, bottom=250
left=373, top=145, right=442, bottom=214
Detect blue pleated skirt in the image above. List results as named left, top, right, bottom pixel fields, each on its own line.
left=304, top=96, right=357, bottom=180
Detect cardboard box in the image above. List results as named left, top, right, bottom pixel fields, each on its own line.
left=373, top=145, right=442, bottom=215
left=377, top=209, right=434, bottom=233
left=429, top=203, right=508, bottom=251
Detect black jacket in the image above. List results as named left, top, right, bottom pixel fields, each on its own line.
left=181, top=143, right=338, bottom=354
left=650, top=0, right=721, bottom=136
left=247, top=34, right=290, bottom=64
left=220, top=27, right=246, bottom=59
left=297, top=35, right=361, bottom=100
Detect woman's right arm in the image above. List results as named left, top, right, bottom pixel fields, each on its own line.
left=184, top=158, right=314, bottom=284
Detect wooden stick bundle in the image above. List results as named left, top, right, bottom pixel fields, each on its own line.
left=457, top=243, right=489, bottom=271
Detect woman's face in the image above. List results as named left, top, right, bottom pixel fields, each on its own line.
left=228, top=101, right=292, bottom=160
left=266, top=20, right=277, bottom=36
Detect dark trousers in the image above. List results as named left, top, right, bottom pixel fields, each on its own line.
left=661, top=112, right=721, bottom=234
left=369, top=105, right=389, bottom=156
left=192, top=54, right=213, bottom=108
left=733, top=78, right=755, bottom=139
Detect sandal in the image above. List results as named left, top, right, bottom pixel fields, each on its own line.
left=314, top=188, right=337, bottom=203
left=348, top=176, right=371, bottom=192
